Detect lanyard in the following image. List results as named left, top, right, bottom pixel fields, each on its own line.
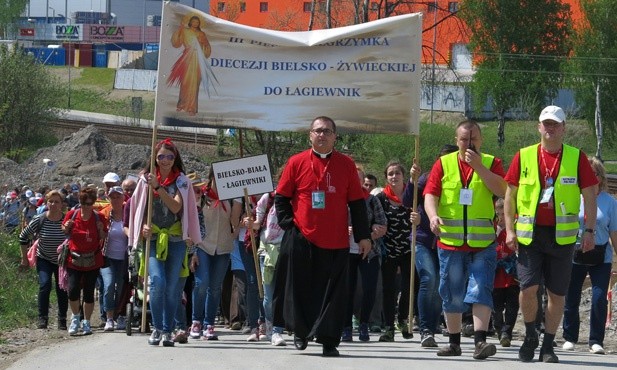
left=457, top=156, right=474, bottom=188
left=310, top=153, right=331, bottom=191
left=540, top=146, right=562, bottom=187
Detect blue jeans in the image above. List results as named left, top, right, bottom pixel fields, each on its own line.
left=415, top=243, right=442, bottom=333
left=438, top=244, right=497, bottom=313
left=100, top=256, right=127, bottom=315
left=563, top=262, right=611, bottom=346
left=191, top=248, right=230, bottom=326
left=174, top=276, right=188, bottom=330
left=260, top=254, right=283, bottom=334
left=238, top=239, right=263, bottom=329
left=148, top=239, right=186, bottom=333
left=36, top=257, right=68, bottom=320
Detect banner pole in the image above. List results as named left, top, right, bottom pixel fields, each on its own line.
left=408, top=135, right=420, bottom=330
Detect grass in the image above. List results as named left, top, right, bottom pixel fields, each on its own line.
left=0, top=233, right=38, bottom=332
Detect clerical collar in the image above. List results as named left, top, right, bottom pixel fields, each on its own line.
left=312, top=149, right=332, bottom=159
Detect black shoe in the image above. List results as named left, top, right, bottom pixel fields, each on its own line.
left=473, top=341, right=497, bottom=360
left=294, top=335, right=308, bottom=350
left=58, top=318, right=67, bottom=331
left=322, top=345, right=339, bottom=357
left=401, top=322, right=413, bottom=339
left=539, top=347, right=559, bottom=363
left=37, top=317, right=48, bottom=329
left=518, top=334, right=539, bottom=362
left=437, top=343, right=462, bottom=356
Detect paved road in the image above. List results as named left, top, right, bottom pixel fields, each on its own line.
left=9, top=328, right=614, bottom=369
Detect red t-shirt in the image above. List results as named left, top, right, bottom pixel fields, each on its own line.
left=276, top=149, right=365, bottom=249
left=504, top=146, right=598, bottom=226
left=423, top=154, right=506, bottom=252
left=64, top=209, right=108, bottom=270
left=494, top=228, right=518, bottom=289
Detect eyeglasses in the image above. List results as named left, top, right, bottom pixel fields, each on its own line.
left=82, top=201, right=94, bottom=206
left=157, top=154, right=175, bottom=161
left=310, top=128, right=335, bottom=136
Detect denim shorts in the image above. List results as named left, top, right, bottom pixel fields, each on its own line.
left=438, top=243, right=497, bottom=313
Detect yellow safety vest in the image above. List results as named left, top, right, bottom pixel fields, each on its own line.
left=515, top=143, right=581, bottom=245
left=438, top=151, right=496, bottom=247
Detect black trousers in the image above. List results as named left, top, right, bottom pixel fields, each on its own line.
left=492, top=285, right=520, bottom=336
left=274, top=226, right=349, bottom=347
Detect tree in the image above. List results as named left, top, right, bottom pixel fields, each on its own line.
left=459, top=0, right=573, bottom=147
left=0, top=0, right=28, bottom=39
left=0, top=45, right=65, bottom=160
left=568, top=0, right=617, bottom=160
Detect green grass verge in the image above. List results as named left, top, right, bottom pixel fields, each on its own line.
left=0, top=233, right=38, bottom=332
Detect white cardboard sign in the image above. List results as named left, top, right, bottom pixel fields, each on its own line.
left=211, top=154, right=274, bottom=200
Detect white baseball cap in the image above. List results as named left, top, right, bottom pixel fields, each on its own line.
left=539, top=105, right=566, bottom=123
left=103, top=172, right=121, bottom=184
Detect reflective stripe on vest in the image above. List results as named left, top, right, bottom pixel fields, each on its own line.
left=515, top=144, right=581, bottom=245
left=437, top=151, right=496, bottom=248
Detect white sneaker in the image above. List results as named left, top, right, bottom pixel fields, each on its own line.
left=590, top=344, right=605, bottom=354
left=271, top=332, right=287, bottom=346
left=562, top=341, right=575, bottom=351
left=247, top=328, right=260, bottom=342
left=104, top=319, right=114, bottom=332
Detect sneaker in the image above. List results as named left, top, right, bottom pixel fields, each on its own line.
left=162, top=332, right=175, bottom=347
left=370, top=325, right=382, bottom=333
left=271, top=332, right=287, bottom=346
left=230, top=321, right=242, bottom=330
left=104, top=319, right=114, bottom=332
left=189, top=321, right=202, bottom=339
left=518, top=334, right=539, bottom=362
left=341, top=327, right=353, bottom=342
left=57, top=318, right=67, bottom=331
left=204, top=325, right=218, bottom=340
left=82, top=320, right=92, bottom=335
left=400, top=321, right=413, bottom=339
left=247, top=327, right=260, bottom=342
left=116, top=316, right=126, bottom=330
left=539, top=347, right=559, bottom=363
left=258, top=321, right=266, bottom=338
left=378, top=327, right=394, bottom=342
left=241, top=326, right=252, bottom=334
left=562, top=341, right=575, bottom=351
left=358, top=323, right=370, bottom=342
left=590, top=344, right=605, bottom=354
left=462, top=324, right=474, bottom=337
left=173, top=329, right=188, bottom=344
left=37, top=317, right=48, bottom=329
left=473, top=341, right=496, bottom=360
left=437, top=343, right=462, bottom=356
left=68, top=315, right=80, bottom=336
left=148, top=329, right=162, bottom=345
left=420, top=331, right=437, bottom=348
left=499, top=332, right=511, bottom=347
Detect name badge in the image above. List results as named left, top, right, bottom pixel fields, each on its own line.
left=459, top=188, right=473, bottom=206
left=560, top=177, right=577, bottom=185
left=312, top=191, right=325, bottom=209
left=540, top=186, right=554, bottom=204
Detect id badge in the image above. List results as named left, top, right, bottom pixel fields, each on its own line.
left=312, top=191, right=326, bottom=209
left=459, top=188, right=473, bottom=206
left=540, top=186, right=554, bottom=204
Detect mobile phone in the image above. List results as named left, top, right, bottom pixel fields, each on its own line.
left=469, top=143, right=477, bottom=153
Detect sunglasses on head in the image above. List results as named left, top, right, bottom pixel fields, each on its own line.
left=157, top=154, right=175, bottom=161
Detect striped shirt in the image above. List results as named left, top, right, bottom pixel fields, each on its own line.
left=19, top=213, right=67, bottom=264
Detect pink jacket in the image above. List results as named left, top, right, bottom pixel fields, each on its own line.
left=128, top=172, right=202, bottom=247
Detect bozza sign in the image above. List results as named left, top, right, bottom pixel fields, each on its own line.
left=55, top=25, right=80, bottom=40
left=90, top=26, right=125, bottom=41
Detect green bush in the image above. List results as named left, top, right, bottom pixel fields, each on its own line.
left=0, top=232, right=38, bottom=331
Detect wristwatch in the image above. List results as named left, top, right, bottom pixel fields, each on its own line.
left=584, top=228, right=595, bottom=235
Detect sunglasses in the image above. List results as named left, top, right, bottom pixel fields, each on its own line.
left=157, top=154, right=175, bottom=161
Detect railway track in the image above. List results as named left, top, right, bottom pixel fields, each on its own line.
left=52, top=118, right=218, bottom=146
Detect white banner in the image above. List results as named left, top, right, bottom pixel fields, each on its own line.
left=212, top=155, right=274, bottom=201
left=156, top=2, right=422, bottom=134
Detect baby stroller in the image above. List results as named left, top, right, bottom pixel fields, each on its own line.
left=125, top=245, right=151, bottom=336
